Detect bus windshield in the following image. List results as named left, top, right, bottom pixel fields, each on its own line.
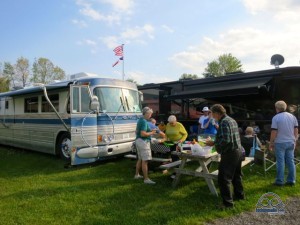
left=93, top=87, right=141, bottom=113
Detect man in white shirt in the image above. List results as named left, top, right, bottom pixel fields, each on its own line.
left=269, top=100, right=298, bottom=186
left=198, top=106, right=210, bottom=134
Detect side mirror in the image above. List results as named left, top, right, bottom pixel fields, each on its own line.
left=90, top=95, right=99, bottom=112
left=139, top=91, right=144, bottom=102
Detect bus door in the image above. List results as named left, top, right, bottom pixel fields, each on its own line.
left=0, top=97, right=14, bottom=145
left=70, top=84, right=98, bottom=164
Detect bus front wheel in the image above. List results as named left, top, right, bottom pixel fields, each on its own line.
left=57, top=133, right=71, bottom=161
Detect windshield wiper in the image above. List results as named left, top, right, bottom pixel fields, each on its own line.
left=125, top=96, right=130, bottom=111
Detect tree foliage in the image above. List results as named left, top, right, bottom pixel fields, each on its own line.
left=179, top=73, right=199, bottom=80
left=1, top=57, right=65, bottom=89
left=31, top=58, right=65, bottom=84
left=203, top=53, right=243, bottom=78
left=0, top=77, right=10, bottom=92
left=2, top=62, right=16, bottom=87
left=15, top=57, right=30, bottom=87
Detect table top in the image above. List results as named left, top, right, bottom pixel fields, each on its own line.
left=172, top=151, right=219, bottom=159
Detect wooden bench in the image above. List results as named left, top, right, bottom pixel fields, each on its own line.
left=158, top=159, right=192, bottom=169
left=124, top=154, right=171, bottom=163
left=209, top=157, right=254, bottom=179
left=159, top=160, right=182, bottom=169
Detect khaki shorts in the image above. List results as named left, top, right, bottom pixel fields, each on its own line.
left=136, top=138, right=152, bottom=161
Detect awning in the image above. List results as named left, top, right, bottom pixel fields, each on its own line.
left=167, top=76, right=272, bottom=100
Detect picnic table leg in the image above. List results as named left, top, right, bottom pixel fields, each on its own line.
left=199, top=160, right=218, bottom=196
left=172, top=158, right=187, bottom=188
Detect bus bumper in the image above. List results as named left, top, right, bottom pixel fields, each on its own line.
left=71, top=141, right=133, bottom=165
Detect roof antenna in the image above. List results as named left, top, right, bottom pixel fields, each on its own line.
left=270, top=54, right=284, bottom=69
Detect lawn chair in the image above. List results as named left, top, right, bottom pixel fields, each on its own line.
left=250, top=147, right=276, bottom=176
left=294, top=157, right=300, bottom=167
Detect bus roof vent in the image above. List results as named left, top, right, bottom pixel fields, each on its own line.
left=70, top=72, right=100, bottom=79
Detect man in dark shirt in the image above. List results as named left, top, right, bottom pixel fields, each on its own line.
left=206, top=104, right=244, bottom=208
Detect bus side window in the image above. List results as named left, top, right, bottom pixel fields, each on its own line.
left=42, top=94, right=59, bottom=112
left=5, top=100, right=9, bottom=109
left=24, top=97, right=38, bottom=113
left=72, top=87, right=80, bottom=113
left=81, top=87, right=90, bottom=112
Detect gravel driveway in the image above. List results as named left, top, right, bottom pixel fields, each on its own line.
left=205, top=197, right=300, bottom=225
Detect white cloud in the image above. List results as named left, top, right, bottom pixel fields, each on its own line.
left=85, top=39, right=97, bottom=46
left=71, top=19, right=88, bottom=28
left=100, top=0, right=135, bottom=13
left=243, top=0, right=294, bottom=14
left=170, top=26, right=300, bottom=74
left=125, top=70, right=172, bottom=85
left=121, top=24, right=155, bottom=40
left=161, top=25, right=174, bottom=33
left=242, top=0, right=300, bottom=34
left=75, top=0, right=134, bottom=25
left=100, top=24, right=155, bottom=49
left=101, top=36, right=120, bottom=49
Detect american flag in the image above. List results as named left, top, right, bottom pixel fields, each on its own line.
left=112, top=60, right=119, bottom=67
left=112, top=57, right=123, bottom=67
left=113, top=45, right=123, bottom=56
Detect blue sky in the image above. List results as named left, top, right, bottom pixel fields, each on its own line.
left=1, top=0, right=300, bottom=84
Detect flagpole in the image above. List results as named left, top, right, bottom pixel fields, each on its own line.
left=122, top=44, right=125, bottom=80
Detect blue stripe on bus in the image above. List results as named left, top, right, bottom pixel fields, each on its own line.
left=0, top=115, right=141, bottom=126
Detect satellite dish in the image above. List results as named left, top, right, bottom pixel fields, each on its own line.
left=270, top=54, right=284, bottom=68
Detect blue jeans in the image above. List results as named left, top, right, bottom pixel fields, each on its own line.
left=274, top=142, right=296, bottom=184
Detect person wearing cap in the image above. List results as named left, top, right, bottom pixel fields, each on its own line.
left=198, top=107, right=210, bottom=135
left=134, top=107, right=157, bottom=184
left=203, top=110, right=219, bottom=136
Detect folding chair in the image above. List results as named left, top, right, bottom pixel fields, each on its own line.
left=251, top=149, right=276, bottom=176
left=294, top=157, right=300, bottom=167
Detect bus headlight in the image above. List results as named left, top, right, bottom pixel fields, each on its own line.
left=108, top=134, right=115, bottom=142
left=98, top=134, right=114, bottom=143
left=102, top=135, right=109, bottom=143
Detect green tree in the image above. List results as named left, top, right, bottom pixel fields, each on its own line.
left=203, top=53, right=243, bottom=77
left=15, top=57, right=30, bottom=87
left=0, top=77, right=10, bottom=92
left=3, top=62, right=16, bottom=88
left=31, top=58, right=65, bottom=84
left=179, top=73, right=199, bottom=80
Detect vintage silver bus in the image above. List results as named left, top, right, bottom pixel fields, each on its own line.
left=0, top=73, right=142, bottom=165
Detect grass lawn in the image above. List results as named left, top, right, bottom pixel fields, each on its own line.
left=0, top=146, right=299, bottom=225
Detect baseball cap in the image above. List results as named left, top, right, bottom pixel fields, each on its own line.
left=202, top=107, right=209, bottom=112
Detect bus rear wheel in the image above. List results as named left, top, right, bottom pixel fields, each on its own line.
left=57, top=133, right=71, bottom=161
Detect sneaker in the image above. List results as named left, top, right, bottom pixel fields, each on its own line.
left=285, top=182, right=295, bottom=186
left=144, top=179, right=156, bottom=184
left=170, top=175, right=176, bottom=179
left=134, top=174, right=143, bottom=179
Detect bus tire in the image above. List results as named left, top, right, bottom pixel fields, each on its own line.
left=57, top=133, right=71, bottom=161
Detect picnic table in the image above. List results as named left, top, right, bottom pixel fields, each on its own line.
left=171, top=151, right=254, bottom=196
left=171, top=151, right=220, bottom=196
